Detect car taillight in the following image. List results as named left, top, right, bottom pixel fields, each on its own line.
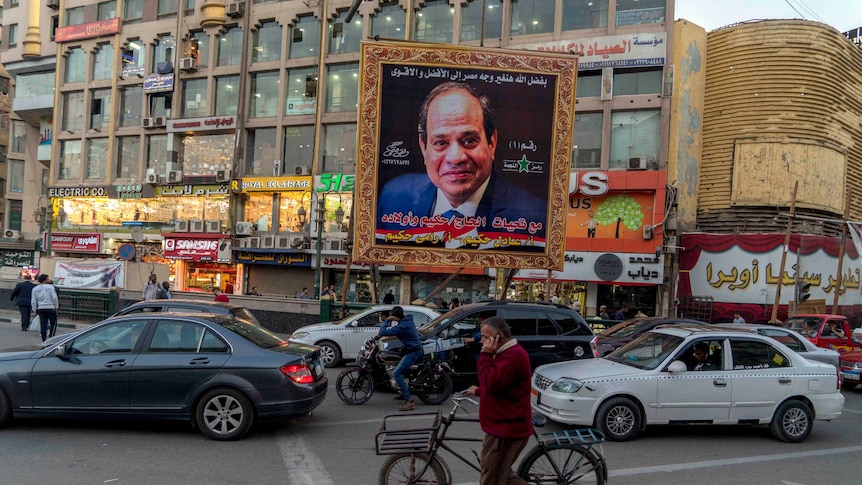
left=590, top=336, right=599, bottom=358
left=281, top=364, right=314, bottom=384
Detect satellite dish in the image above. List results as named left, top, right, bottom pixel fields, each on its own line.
left=130, top=226, right=144, bottom=243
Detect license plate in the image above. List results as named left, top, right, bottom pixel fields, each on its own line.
left=312, top=360, right=323, bottom=377
left=842, top=370, right=860, bottom=382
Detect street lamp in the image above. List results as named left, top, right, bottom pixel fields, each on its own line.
left=33, top=195, right=57, bottom=255
left=312, top=192, right=344, bottom=299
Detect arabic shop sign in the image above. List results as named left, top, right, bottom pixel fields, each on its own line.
left=232, top=177, right=312, bottom=193
left=235, top=251, right=312, bottom=266
left=48, top=233, right=102, bottom=253
left=155, top=183, right=230, bottom=197
left=519, top=33, right=666, bottom=70
left=617, top=8, right=665, bottom=26
left=315, top=173, right=355, bottom=193
left=164, top=237, right=222, bottom=261
left=167, top=116, right=237, bottom=133
left=513, top=252, right=663, bottom=285
left=55, top=17, right=120, bottom=43
left=111, top=183, right=157, bottom=200
left=143, top=73, right=174, bottom=93
left=2, top=250, right=35, bottom=267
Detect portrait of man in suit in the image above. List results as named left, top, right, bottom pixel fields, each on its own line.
left=376, top=81, right=547, bottom=251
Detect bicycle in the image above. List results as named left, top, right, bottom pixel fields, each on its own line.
left=375, top=391, right=607, bottom=484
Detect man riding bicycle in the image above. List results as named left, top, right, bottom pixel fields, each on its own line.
left=378, top=306, right=422, bottom=411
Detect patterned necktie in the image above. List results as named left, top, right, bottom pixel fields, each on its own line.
left=441, top=209, right=464, bottom=220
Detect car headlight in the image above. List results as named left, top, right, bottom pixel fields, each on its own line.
left=551, top=378, right=584, bottom=393
left=292, top=331, right=309, bottom=340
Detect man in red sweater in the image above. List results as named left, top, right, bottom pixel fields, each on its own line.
left=465, top=317, right=532, bottom=485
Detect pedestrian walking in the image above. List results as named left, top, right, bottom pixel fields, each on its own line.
left=142, top=274, right=160, bottom=301
left=31, top=274, right=59, bottom=342
left=383, top=290, right=395, bottom=304
left=465, top=316, right=532, bottom=485
left=11, top=274, right=36, bottom=331
left=156, top=281, right=172, bottom=299
left=598, top=305, right=610, bottom=320
left=612, top=305, right=628, bottom=320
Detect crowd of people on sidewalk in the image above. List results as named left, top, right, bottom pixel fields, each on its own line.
left=11, top=273, right=59, bottom=342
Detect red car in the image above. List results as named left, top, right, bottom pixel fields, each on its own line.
left=783, top=314, right=860, bottom=353
left=839, top=349, right=862, bottom=390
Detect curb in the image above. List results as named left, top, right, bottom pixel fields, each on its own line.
left=1, top=315, right=87, bottom=330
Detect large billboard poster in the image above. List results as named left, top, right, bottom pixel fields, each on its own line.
left=354, top=41, right=577, bottom=270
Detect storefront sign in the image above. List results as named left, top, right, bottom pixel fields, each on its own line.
left=48, top=187, right=109, bottom=198
left=319, top=256, right=395, bottom=271
left=513, top=252, right=663, bottom=285
left=48, top=233, right=102, bottom=253
left=55, top=17, right=120, bottom=43
left=109, top=183, right=157, bottom=200
left=617, top=8, right=665, bottom=26
left=143, top=73, right=174, bottom=93
left=235, top=251, right=312, bottom=266
left=315, top=174, right=355, bottom=193
left=2, top=250, right=35, bottom=267
left=231, top=177, right=312, bottom=193
left=519, top=32, right=666, bottom=70
left=167, top=116, right=237, bottom=133
left=164, top=237, right=221, bottom=261
left=156, top=183, right=230, bottom=197
left=54, top=261, right=124, bottom=288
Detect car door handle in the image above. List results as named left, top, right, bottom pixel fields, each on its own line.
left=778, top=378, right=791, bottom=385
left=189, top=358, right=210, bottom=365
left=713, top=379, right=727, bottom=387
left=104, top=360, right=126, bottom=368
left=541, top=345, right=556, bottom=350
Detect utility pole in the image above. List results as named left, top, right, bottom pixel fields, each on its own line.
left=770, top=181, right=798, bottom=324
left=832, top=194, right=851, bottom=314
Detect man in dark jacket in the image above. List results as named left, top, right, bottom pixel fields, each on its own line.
left=465, top=317, right=532, bottom=485
left=378, top=306, right=422, bottom=411
left=10, top=274, right=36, bottom=331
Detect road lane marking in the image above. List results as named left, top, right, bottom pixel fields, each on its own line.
left=609, top=445, right=862, bottom=477
left=841, top=407, right=862, bottom=414
left=278, top=431, right=334, bottom=485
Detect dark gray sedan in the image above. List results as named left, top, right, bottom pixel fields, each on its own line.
left=0, top=313, right=327, bottom=440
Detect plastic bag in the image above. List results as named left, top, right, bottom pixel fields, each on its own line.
left=28, top=315, right=40, bottom=332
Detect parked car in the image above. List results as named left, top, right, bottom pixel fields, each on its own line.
left=290, top=305, right=440, bottom=366
left=717, top=323, right=840, bottom=369
left=531, top=325, right=844, bottom=442
left=782, top=314, right=860, bottom=353
left=42, top=299, right=262, bottom=348
left=839, top=350, right=862, bottom=390
left=596, top=317, right=705, bottom=356
left=0, top=313, right=327, bottom=441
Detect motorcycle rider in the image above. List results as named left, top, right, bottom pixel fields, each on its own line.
left=378, top=306, right=422, bottom=411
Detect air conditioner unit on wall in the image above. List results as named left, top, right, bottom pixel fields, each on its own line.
left=4, top=229, right=20, bottom=239
left=627, top=157, right=648, bottom=170
left=247, top=236, right=261, bottom=249
left=174, top=220, right=190, bottom=232
left=275, top=235, right=292, bottom=249
left=260, top=234, right=275, bottom=248
left=206, top=220, right=222, bottom=233
left=226, top=1, right=245, bottom=18
left=216, top=169, right=232, bottom=182
left=47, top=0, right=60, bottom=9
left=295, top=165, right=311, bottom=175
left=190, top=220, right=205, bottom=233
left=168, top=170, right=183, bottom=183
left=179, top=57, right=198, bottom=72
left=235, top=221, right=255, bottom=236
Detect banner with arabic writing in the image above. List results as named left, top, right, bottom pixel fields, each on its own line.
left=53, top=261, right=125, bottom=288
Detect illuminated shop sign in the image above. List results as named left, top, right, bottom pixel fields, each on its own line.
left=55, top=18, right=120, bottom=43
left=156, top=183, right=230, bottom=197
left=48, top=233, right=102, bottom=253
left=315, top=173, right=355, bottom=193
left=164, top=237, right=221, bottom=261
left=167, top=116, right=237, bottom=133
left=235, top=251, right=312, bottom=266
left=49, top=187, right=108, bottom=198
left=231, top=177, right=312, bottom=193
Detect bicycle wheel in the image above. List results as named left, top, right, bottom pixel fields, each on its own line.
left=335, top=368, right=375, bottom=405
left=378, top=453, right=447, bottom=485
left=414, top=369, right=453, bottom=406
left=517, top=444, right=604, bottom=485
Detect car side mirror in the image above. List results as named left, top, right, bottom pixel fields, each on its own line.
left=52, top=344, right=70, bottom=360
left=667, top=360, right=687, bottom=373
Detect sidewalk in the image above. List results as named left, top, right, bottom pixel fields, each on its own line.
left=0, top=308, right=94, bottom=330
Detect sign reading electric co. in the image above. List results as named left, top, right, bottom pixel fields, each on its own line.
left=164, top=237, right=221, bottom=261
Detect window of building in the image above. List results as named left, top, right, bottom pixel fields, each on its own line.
left=184, top=0, right=195, bottom=15
left=250, top=71, right=279, bottom=118
left=285, top=67, right=317, bottom=116
left=371, top=2, right=406, bottom=39
left=11, top=121, right=27, bottom=153
left=609, top=109, right=660, bottom=169
left=124, top=0, right=143, bottom=23
left=62, top=91, right=85, bottom=132
left=182, top=78, right=208, bottom=118
left=577, top=71, right=602, bottom=97
left=283, top=126, right=315, bottom=174
left=98, top=1, right=117, bottom=20
left=122, top=40, right=146, bottom=77
left=414, top=0, right=453, bottom=44
left=65, top=48, right=86, bottom=83
left=87, top=138, right=109, bottom=179
left=510, top=0, right=554, bottom=36
left=188, top=31, right=209, bottom=68
left=325, top=63, right=359, bottom=113
left=253, top=21, right=282, bottom=63
left=613, top=68, right=662, bottom=95
left=93, top=44, right=114, bottom=81
left=246, top=128, right=278, bottom=176
left=146, top=134, right=169, bottom=175
left=52, top=15, right=60, bottom=41
left=90, top=89, right=112, bottom=131
left=461, top=0, right=503, bottom=42
left=154, top=35, right=176, bottom=69
left=60, top=140, right=83, bottom=180
left=116, top=136, right=140, bottom=179
left=119, top=85, right=143, bottom=127
left=217, top=26, right=243, bottom=66
left=15, top=72, right=56, bottom=99
left=329, top=9, right=362, bottom=54
left=289, top=15, right=321, bottom=59
left=563, top=0, right=608, bottom=30
left=321, top=124, right=357, bottom=173
left=616, top=0, right=665, bottom=26
left=8, top=24, right=18, bottom=46
left=215, top=75, right=240, bottom=115
left=9, top=160, right=24, bottom=193
left=149, top=94, right=172, bottom=118
left=158, top=0, right=179, bottom=18
left=181, top=133, right=234, bottom=175
left=573, top=112, right=603, bottom=169
left=245, top=193, right=274, bottom=231
left=65, top=7, right=86, bottom=26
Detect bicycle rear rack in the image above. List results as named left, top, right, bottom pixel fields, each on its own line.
left=375, top=412, right=441, bottom=455
left=542, top=428, right=605, bottom=447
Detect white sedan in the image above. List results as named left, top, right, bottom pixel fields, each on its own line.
left=289, top=305, right=440, bottom=366
left=531, top=325, right=844, bottom=442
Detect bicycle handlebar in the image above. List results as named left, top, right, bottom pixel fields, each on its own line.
left=452, top=390, right=479, bottom=406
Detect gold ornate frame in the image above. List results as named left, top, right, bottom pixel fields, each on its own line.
left=354, top=41, right=577, bottom=270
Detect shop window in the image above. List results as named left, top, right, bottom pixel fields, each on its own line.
left=616, top=0, right=665, bottom=26
left=98, top=1, right=117, bottom=21
left=283, top=125, right=315, bottom=175
left=9, top=160, right=24, bottom=193
left=460, top=0, right=502, bottom=42
left=146, top=134, right=169, bottom=175
left=329, top=10, right=362, bottom=54
left=62, top=91, right=85, bottom=132
left=609, top=109, right=660, bottom=169
left=119, top=85, right=143, bottom=127
left=65, top=48, right=86, bottom=83
left=158, top=0, right=179, bottom=18
left=60, top=140, right=83, bottom=180
left=250, top=71, right=280, bottom=118
left=87, top=138, right=109, bottom=179
left=325, top=63, right=359, bottom=112
left=245, top=193, right=275, bottom=232
left=90, top=89, right=112, bottom=131
left=11, top=121, right=27, bottom=153
left=563, top=0, right=608, bottom=30
left=65, top=7, right=86, bottom=26
left=577, top=71, right=601, bottom=98
left=414, top=0, right=453, bottom=44
left=188, top=31, right=209, bottom=68
left=371, top=2, right=406, bottom=40
left=253, top=21, right=282, bottom=63
left=285, top=67, right=317, bottom=116
left=510, top=0, right=554, bottom=36
left=247, top=128, right=278, bottom=176
left=289, top=15, right=320, bottom=59
left=215, top=75, right=240, bottom=115
left=92, top=44, right=114, bottom=81
left=573, top=112, right=603, bottom=169
left=116, top=136, right=141, bottom=179
left=182, top=78, right=208, bottom=118
left=217, top=26, right=243, bottom=66
left=181, top=133, right=235, bottom=175
left=321, top=124, right=356, bottom=174
left=122, top=40, right=146, bottom=77
left=124, top=0, right=144, bottom=24
left=277, top=191, right=311, bottom=233
left=613, top=68, right=662, bottom=95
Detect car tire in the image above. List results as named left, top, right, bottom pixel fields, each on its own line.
left=195, top=388, right=254, bottom=441
left=317, top=341, right=342, bottom=367
left=770, top=399, right=813, bottom=443
left=0, top=388, right=11, bottom=428
left=841, top=381, right=857, bottom=391
left=595, top=397, right=642, bottom=441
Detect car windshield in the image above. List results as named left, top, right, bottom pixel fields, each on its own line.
left=218, top=318, right=287, bottom=349
left=418, top=306, right=471, bottom=336
left=231, top=308, right=262, bottom=326
left=606, top=332, right=684, bottom=370
left=601, top=319, right=652, bottom=338
left=784, top=317, right=822, bottom=336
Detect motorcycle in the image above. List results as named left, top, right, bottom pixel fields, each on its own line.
left=335, top=335, right=456, bottom=405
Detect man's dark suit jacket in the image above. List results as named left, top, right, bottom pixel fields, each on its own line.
left=376, top=172, right=547, bottom=250
left=11, top=280, right=36, bottom=307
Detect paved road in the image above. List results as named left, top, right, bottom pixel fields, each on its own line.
left=1, top=322, right=860, bottom=484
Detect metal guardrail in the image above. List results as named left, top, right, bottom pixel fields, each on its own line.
left=57, top=288, right=119, bottom=321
